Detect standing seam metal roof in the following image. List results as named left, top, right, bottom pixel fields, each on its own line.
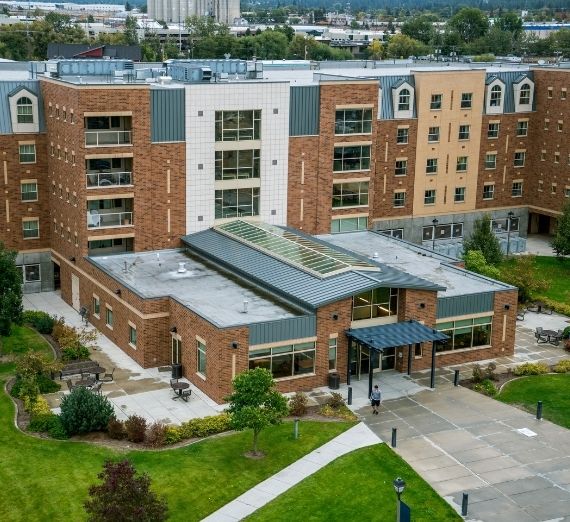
left=0, top=80, right=45, bottom=135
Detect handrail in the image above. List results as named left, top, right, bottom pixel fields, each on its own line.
left=85, top=130, right=132, bottom=147
left=87, top=211, right=133, bottom=228
left=86, top=171, right=132, bottom=188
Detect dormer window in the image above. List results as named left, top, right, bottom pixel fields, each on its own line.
left=398, top=89, right=410, bottom=111
left=519, top=84, right=531, bottom=105
left=17, top=97, right=33, bottom=124
left=490, top=85, right=502, bottom=107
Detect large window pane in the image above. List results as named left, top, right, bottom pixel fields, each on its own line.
left=215, top=110, right=261, bottom=141
left=294, top=351, right=315, bottom=375
left=272, top=354, right=293, bottom=379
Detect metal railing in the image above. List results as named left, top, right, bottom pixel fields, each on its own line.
left=86, top=171, right=133, bottom=188
left=85, top=130, right=132, bottom=147
left=87, top=211, right=133, bottom=228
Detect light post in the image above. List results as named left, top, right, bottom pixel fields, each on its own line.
left=393, top=477, right=406, bottom=522
left=432, top=218, right=438, bottom=251
left=506, top=211, right=514, bottom=257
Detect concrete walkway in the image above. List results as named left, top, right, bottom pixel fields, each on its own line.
left=361, top=384, right=570, bottom=522
left=202, top=423, right=381, bottom=522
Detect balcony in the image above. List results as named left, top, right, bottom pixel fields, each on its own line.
left=87, top=198, right=133, bottom=229
left=84, top=116, right=132, bottom=148
left=86, top=171, right=133, bottom=188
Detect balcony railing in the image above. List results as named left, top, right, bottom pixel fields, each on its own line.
left=87, top=211, right=133, bottom=229
left=86, top=171, right=133, bottom=188
left=85, top=130, right=132, bottom=147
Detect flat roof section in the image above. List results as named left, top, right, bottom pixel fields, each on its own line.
left=319, top=232, right=513, bottom=297
left=89, top=250, right=302, bottom=328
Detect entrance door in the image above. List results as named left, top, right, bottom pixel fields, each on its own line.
left=171, top=336, right=181, bottom=365
left=71, top=274, right=80, bottom=311
left=382, top=347, right=396, bottom=370
left=352, top=343, right=380, bottom=380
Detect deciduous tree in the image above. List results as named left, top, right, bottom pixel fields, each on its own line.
left=0, top=242, right=22, bottom=336
left=463, top=215, right=503, bottom=266
left=552, top=201, right=570, bottom=258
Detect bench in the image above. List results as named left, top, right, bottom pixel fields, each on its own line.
left=60, top=361, right=99, bottom=380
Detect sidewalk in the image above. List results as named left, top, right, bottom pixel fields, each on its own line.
left=202, top=423, right=381, bottom=522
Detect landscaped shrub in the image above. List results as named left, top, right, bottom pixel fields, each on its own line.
left=36, top=374, right=61, bottom=394
left=472, top=364, right=484, bottom=383
left=553, top=360, right=570, bottom=373
left=23, top=395, right=51, bottom=416
left=52, top=321, right=97, bottom=360
left=28, top=413, right=68, bottom=439
left=327, top=392, right=344, bottom=409
left=15, top=352, right=62, bottom=381
left=513, top=362, right=550, bottom=376
left=289, top=392, right=308, bottom=416
left=163, top=414, right=231, bottom=445
left=145, top=422, right=167, bottom=447
left=21, top=310, right=55, bottom=334
left=540, top=298, right=570, bottom=318
left=124, top=415, right=147, bottom=443
left=60, top=387, right=114, bottom=435
left=473, top=378, right=497, bottom=397
left=164, top=426, right=182, bottom=445
left=107, top=417, right=126, bottom=440
left=14, top=375, right=39, bottom=404
left=320, top=404, right=356, bottom=421
left=61, top=344, right=90, bottom=362
left=563, top=327, right=570, bottom=340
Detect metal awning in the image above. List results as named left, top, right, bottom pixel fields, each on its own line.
left=346, top=320, right=448, bottom=351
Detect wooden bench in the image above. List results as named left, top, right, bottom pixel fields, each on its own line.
left=59, top=361, right=99, bottom=380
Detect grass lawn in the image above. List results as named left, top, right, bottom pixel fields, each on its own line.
left=532, top=256, right=570, bottom=304
left=0, top=325, right=52, bottom=357
left=247, top=444, right=460, bottom=522
left=497, top=374, right=570, bottom=429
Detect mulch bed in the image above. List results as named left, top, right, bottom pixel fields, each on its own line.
left=460, top=371, right=519, bottom=392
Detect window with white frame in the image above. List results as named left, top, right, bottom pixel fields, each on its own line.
left=215, top=110, right=261, bottom=141
left=395, top=159, right=408, bottom=176
left=490, top=85, right=502, bottom=107
left=514, top=151, right=526, bottom=167
left=249, top=341, right=316, bottom=379
left=331, top=216, right=367, bottom=233
left=555, top=152, right=560, bottom=164
left=21, top=264, right=40, bottom=283
left=393, top=191, right=406, bottom=207
left=22, top=219, right=39, bottom=239
left=328, top=337, right=337, bottom=371
left=423, top=223, right=463, bottom=241
left=454, top=187, right=466, bottom=202
left=460, top=93, right=472, bottom=108
left=105, top=307, right=113, bottom=328
left=512, top=181, right=523, bottom=197
left=458, top=125, right=470, bottom=140
left=436, top=316, right=492, bottom=352
left=485, top=153, right=497, bottom=169
left=428, top=126, right=440, bottom=143
left=396, top=127, right=409, bottom=144
left=482, top=184, right=495, bottom=200
left=544, top=119, right=550, bottom=130
left=430, top=94, right=442, bottom=110
left=558, top=121, right=563, bottom=132
left=398, top=89, right=411, bottom=111
left=19, top=144, right=36, bottom=163
left=215, top=149, right=260, bottom=180
left=335, top=108, right=372, bottom=134
left=456, top=156, right=468, bottom=172
left=332, top=182, right=369, bottom=208
left=487, top=122, right=500, bottom=138
left=516, top=120, right=528, bottom=137
left=21, top=182, right=37, bottom=201
left=215, top=187, right=260, bottom=219
left=519, top=83, right=531, bottom=105
left=16, top=97, right=33, bottom=124
left=333, top=145, right=370, bottom=172
left=92, top=296, right=100, bottom=317
left=197, top=339, right=207, bottom=376
left=424, top=189, right=436, bottom=205
left=426, top=158, right=438, bottom=174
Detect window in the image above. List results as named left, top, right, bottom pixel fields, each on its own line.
left=19, top=144, right=36, bottom=163
left=552, top=184, right=557, bottom=194
left=454, top=187, right=466, bottom=202
left=92, top=296, right=100, bottom=317
left=395, top=159, right=407, bottom=176
left=423, top=223, right=463, bottom=241
left=544, top=119, right=550, bottom=130
left=21, top=182, right=38, bottom=201
left=332, top=182, right=369, bottom=208
left=215, top=187, right=260, bottom=219
left=331, top=216, right=367, bottom=233
left=428, top=126, right=440, bottom=143
left=482, top=184, right=495, bottom=200
left=514, top=151, right=526, bottom=167
left=393, top=191, right=406, bottom=208
left=197, top=339, right=207, bottom=376
left=485, top=153, right=497, bottom=169
left=490, top=85, right=502, bottom=107
left=487, top=123, right=499, bottom=138
left=562, top=90, right=567, bottom=100
left=335, top=108, right=372, bottom=134
left=215, top=110, right=261, bottom=141
left=398, top=89, right=410, bottom=111
left=555, top=152, right=560, bottom=164
left=538, top=180, right=543, bottom=191
left=215, top=149, right=260, bottom=180
left=16, top=97, right=33, bottom=124
left=426, top=158, right=438, bottom=174
left=456, top=156, right=468, bottom=172
left=396, top=128, right=409, bottom=144
left=541, top=150, right=546, bottom=161
left=547, top=87, right=553, bottom=99
left=105, top=307, right=113, bottom=328
left=436, top=316, right=492, bottom=352
left=380, top=229, right=404, bottom=239
left=22, top=219, right=39, bottom=239
left=516, top=120, right=528, bottom=137
left=21, top=264, right=40, bottom=283
left=249, top=341, right=316, bottom=379
left=328, top=338, right=337, bottom=371
left=519, top=84, right=531, bottom=105
left=352, top=288, right=398, bottom=321
left=424, top=189, right=436, bottom=205
left=512, top=181, right=523, bottom=197
left=458, top=125, right=470, bottom=140
left=558, top=121, right=563, bottom=132
left=333, top=145, right=370, bottom=172
left=566, top=187, right=570, bottom=198
left=460, top=93, right=472, bottom=109
left=129, top=325, right=137, bottom=347
left=430, top=94, right=442, bottom=110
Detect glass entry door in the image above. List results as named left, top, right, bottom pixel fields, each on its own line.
left=381, top=347, right=396, bottom=370
left=171, top=336, right=181, bottom=365
left=351, top=342, right=381, bottom=380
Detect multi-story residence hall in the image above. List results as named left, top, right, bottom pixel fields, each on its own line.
left=1, top=58, right=568, bottom=402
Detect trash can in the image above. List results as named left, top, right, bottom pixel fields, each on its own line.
left=328, top=372, right=340, bottom=390
left=171, top=363, right=182, bottom=379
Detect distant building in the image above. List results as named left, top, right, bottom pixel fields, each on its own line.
left=147, top=0, right=240, bottom=25
left=47, top=44, right=142, bottom=62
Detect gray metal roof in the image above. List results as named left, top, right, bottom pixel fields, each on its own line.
left=485, top=70, right=535, bottom=113
left=181, top=227, right=443, bottom=310
left=0, top=80, right=45, bottom=134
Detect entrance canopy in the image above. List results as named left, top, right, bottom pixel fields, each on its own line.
left=346, top=320, right=448, bottom=351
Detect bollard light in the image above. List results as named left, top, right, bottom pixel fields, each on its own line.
left=393, top=477, right=406, bottom=501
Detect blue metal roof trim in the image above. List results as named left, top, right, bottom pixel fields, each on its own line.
left=378, top=75, right=416, bottom=119
left=436, top=292, right=495, bottom=319
left=346, top=320, right=448, bottom=351
left=485, top=70, right=535, bottom=113
left=0, top=80, right=45, bottom=134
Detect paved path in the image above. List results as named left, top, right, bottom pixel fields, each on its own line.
left=361, top=384, right=570, bottom=522
left=202, top=423, right=381, bottom=522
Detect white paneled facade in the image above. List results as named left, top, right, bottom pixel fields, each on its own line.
left=185, top=81, right=290, bottom=233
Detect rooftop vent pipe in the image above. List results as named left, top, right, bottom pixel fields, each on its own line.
left=242, top=299, right=249, bottom=313
left=178, top=262, right=187, bottom=273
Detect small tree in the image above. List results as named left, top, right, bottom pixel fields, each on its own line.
left=85, top=460, right=168, bottom=522
left=226, top=368, right=288, bottom=456
left=0, top=242, right=23, bottom=336
left=463, top=250, right=501, bottom=279
left=500, top=255, right=549, bottom=303
left=552, top=201, right=570, bottom=258
left=60, top=386, right=114, bottom=435
left=463, top=215, right=503, bottom=265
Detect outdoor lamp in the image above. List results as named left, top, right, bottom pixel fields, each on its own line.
left=393, top=477, right=406, bottom=500
left=431, top=218, right=439, bottom=251
left=507, top=211, right=515, bottom=256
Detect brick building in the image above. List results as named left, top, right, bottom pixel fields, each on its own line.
left=0, top=58, right=567, bottom=403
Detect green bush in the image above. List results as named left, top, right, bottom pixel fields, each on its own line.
left=164, top=425, right=182, bottom=445
left=60, top=387, right=114, bottom=435
left=36, top=374, right=60, bottom=393
left=289, top=392, right=308, bottom=417
left=562, top=326, right=570, bottom=340
left=473, top=378, right=497, bottom=397
left=124, top=415, right=147, bottom=443
left=164, top=414, right=231, bottom=445
left=539, top=298, right=570, bottom=317
left=61, top=344, right=90, bottom=362
left=24, top=395, right=52, bottom=416
left=513, top=362, right=550, bottom=376
left=21, top=310, right=55, bottom=334
left=472, top=364, right=484, bottom=384
left=28, top=413, right=68, bottom=439
left=320, top=404, right=356, bottom=420
left=553, top=360, right=570, bottom=373
left=107, top=417, right=127, bottom=440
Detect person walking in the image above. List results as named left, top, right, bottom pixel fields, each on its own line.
left=370, top=384, right=382, bottom=415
